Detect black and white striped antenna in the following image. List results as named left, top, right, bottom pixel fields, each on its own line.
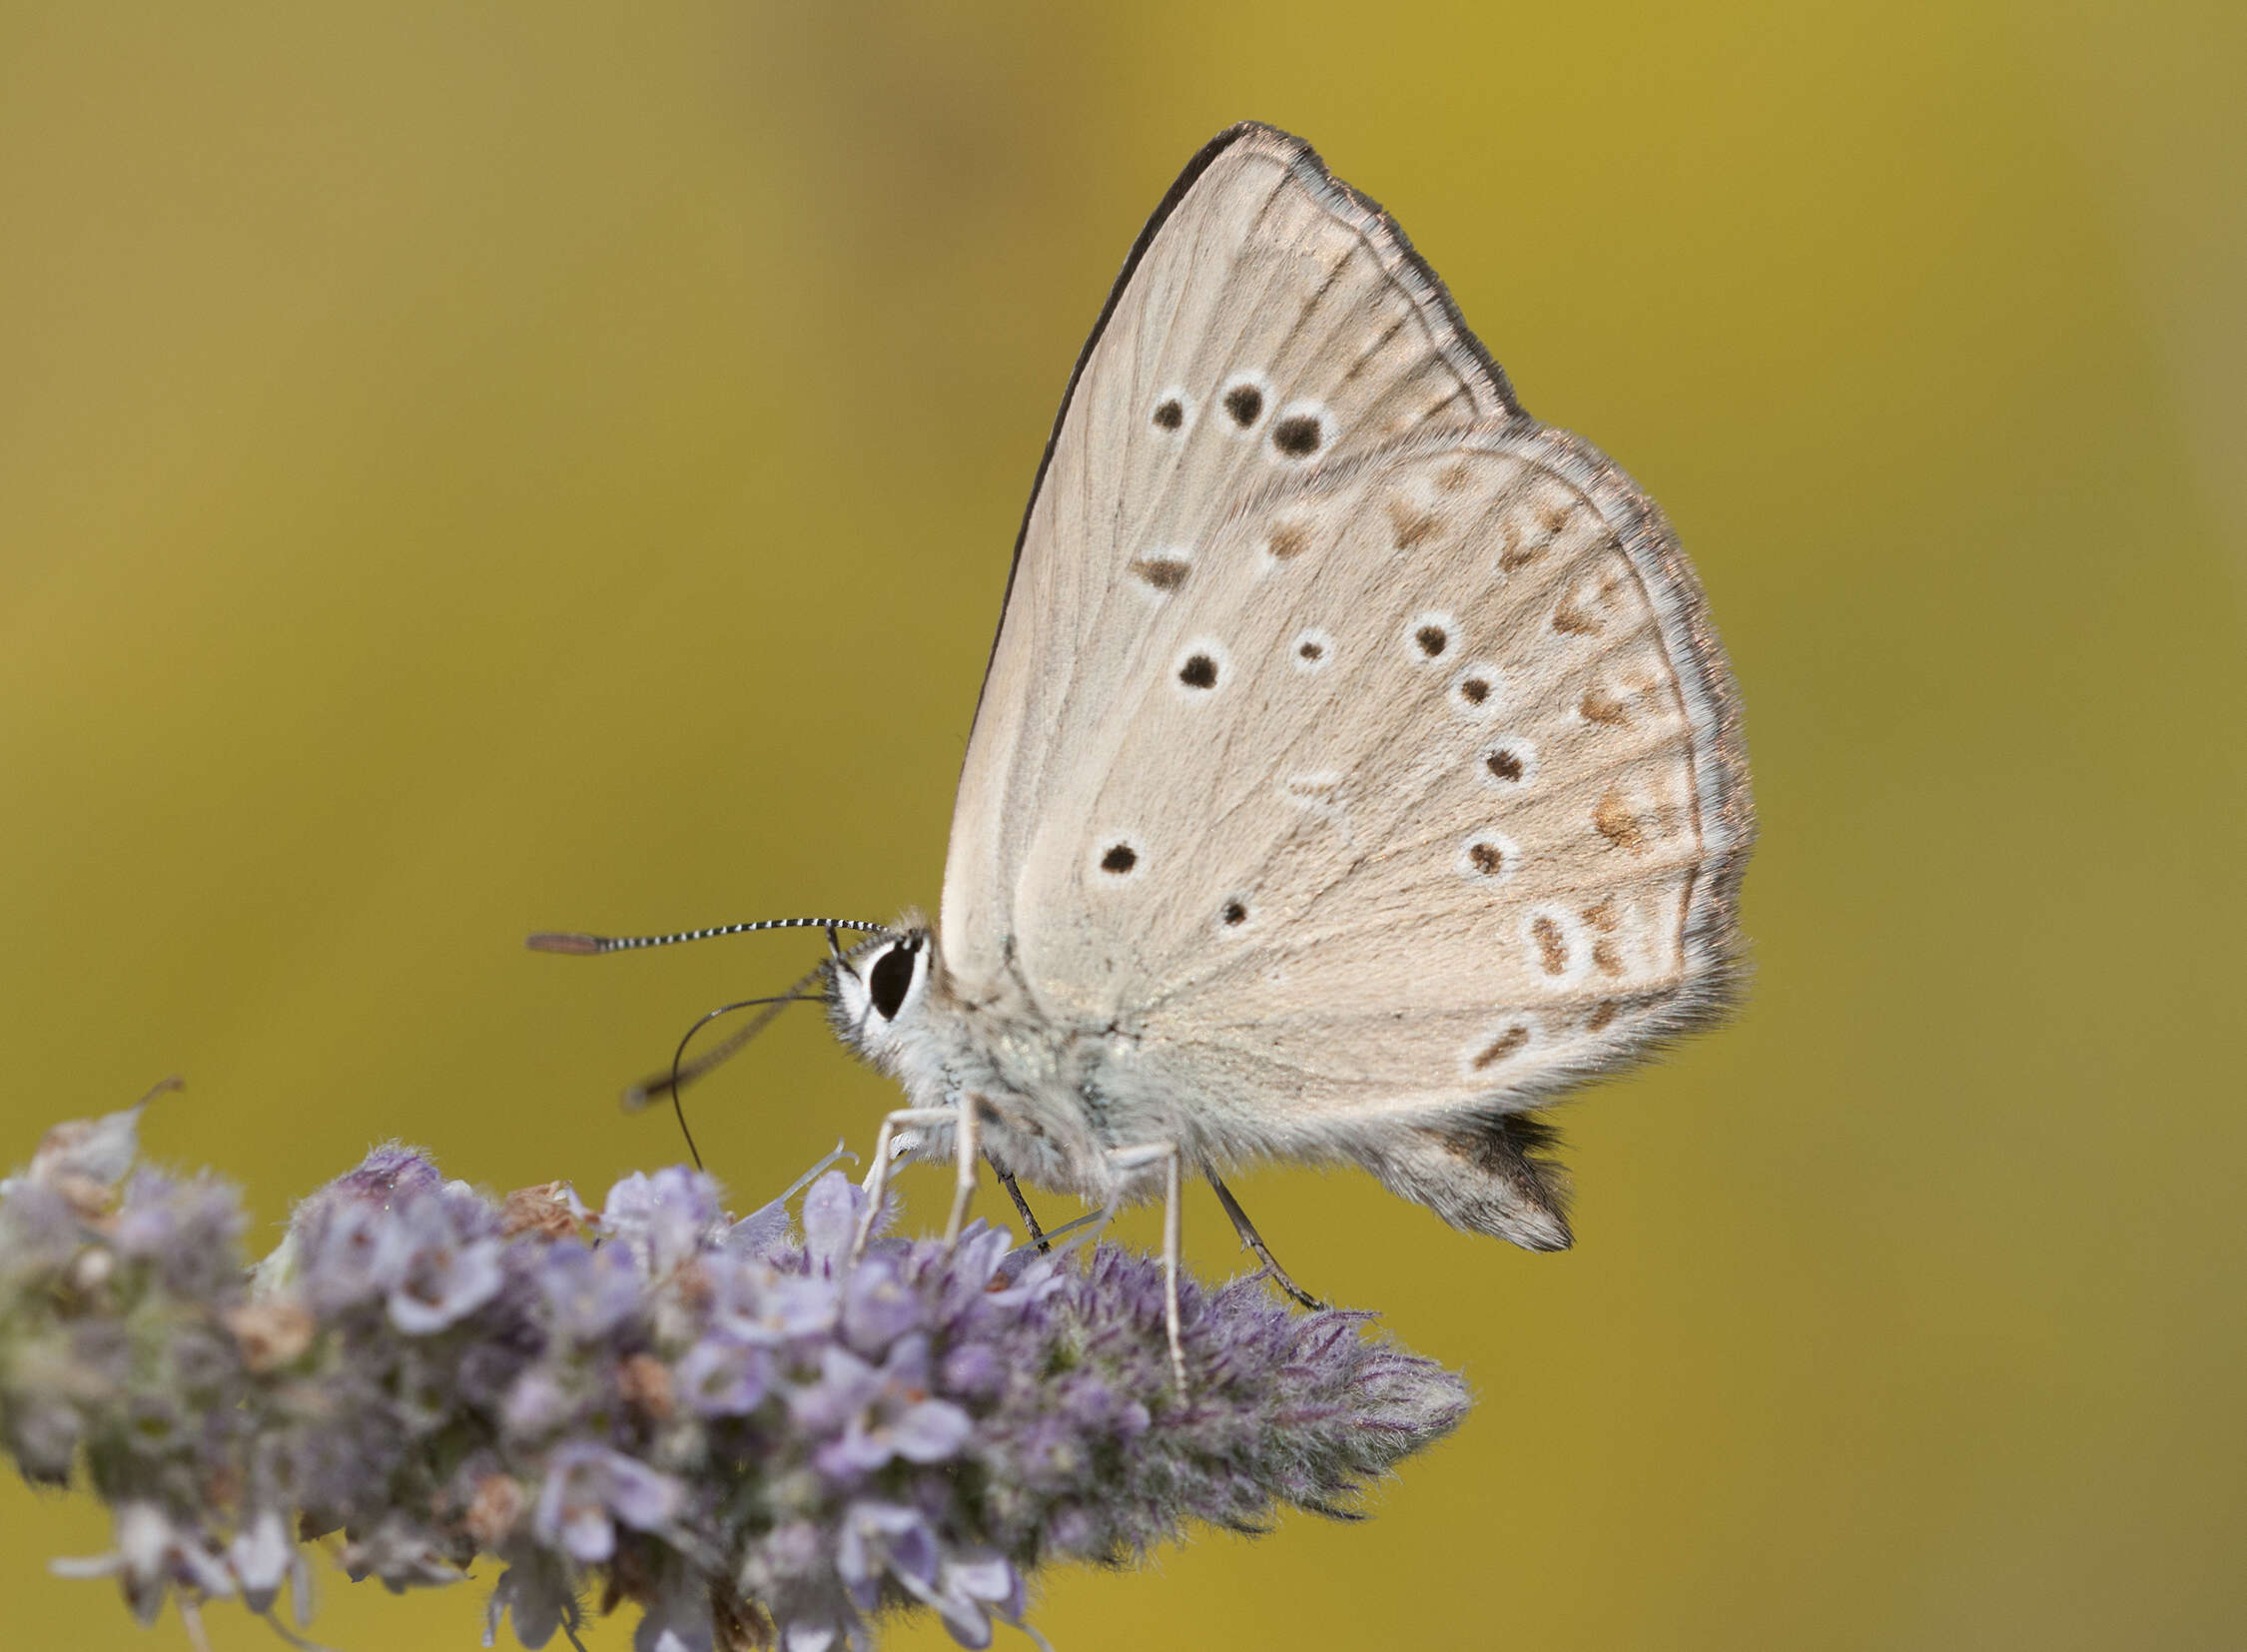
left=526, top=916, right=892, bottom=955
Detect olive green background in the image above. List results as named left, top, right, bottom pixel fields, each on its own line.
left=4, top=3, right=2242, bottom=1647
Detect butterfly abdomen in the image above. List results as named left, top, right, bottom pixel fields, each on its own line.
left=1360, top=1108, right=1574, bottom=1251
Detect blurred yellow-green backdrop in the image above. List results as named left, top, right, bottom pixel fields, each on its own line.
left=4, top=3, right=2243, bottom=1647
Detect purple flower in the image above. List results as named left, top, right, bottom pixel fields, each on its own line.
left=707, top=1254, right=838, bottom=1345
left=113, top=1169, right=246, bottom=1297
left=535, top=1238, right=643, bottom=1341
left=940, top=1340, right=1003, bottom=1400
left=834, top=1500, right=938, bottom=1610
left=502, top=1367, right=580, bottom=1438
left=798, top=1172, right=866, bottom=1268
left=532, top=1443, right=684, bottom=1562
left=297, top=1199, right=406, bottom=1312
left=387, top=1220, right=505, bottom=1334
left=723, top=1198, right=792, bottom=1260
left=300, top=1144, right=444, bottom=1239
left=602, top=1167, right=720, bottom=1272
left=839, top=1252, right=925, bottom=1352
left=5, top=1105, right=1470, bottom=1652
left=676, top=1334, right=771, bottom=1416
left=927, top=1552, right=1030, bottom=1650
left=0, top=1181, right=88, bottom=1280
left=800, top=1334, right=974, bottom=1477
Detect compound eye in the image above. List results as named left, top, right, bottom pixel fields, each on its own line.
left=866, top=943, right=916, bottom=1020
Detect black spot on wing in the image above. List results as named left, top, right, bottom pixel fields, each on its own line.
left=1271, top=413, right=1324, bottom=456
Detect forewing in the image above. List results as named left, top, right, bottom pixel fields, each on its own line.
left=941, top=123, right=1516, bottom=988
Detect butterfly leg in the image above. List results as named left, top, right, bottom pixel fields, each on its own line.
left=852, top=1106, right=955, bottom=1263
left=994, top=1168, right=1050, bottom=1251
left=942, top=1090, right=980, bottom=1246
left=1207, top=1175, right=1326, bottom=1310
left=1105, top=1140, right=1185, bottom=1393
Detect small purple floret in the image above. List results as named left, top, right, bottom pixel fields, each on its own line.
left=676, top=1335, right=770, bottom=1416
left=534, top=1443, right=684, bottom=1562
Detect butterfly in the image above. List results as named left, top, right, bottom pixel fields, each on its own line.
left=541, top=123, right=1753, bottom=1386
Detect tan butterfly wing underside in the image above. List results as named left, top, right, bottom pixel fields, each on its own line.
left=939, top=123, right=1752, bottom=1239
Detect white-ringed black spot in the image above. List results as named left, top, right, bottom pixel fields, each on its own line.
left=1221, top=899, right=1248, bottom=927
left=1476, top=736, right=1538, bottom=789
left=1403, top=610, right=1459, bottom=665
left=1449, top=660, right=1504, bottom=718
left=1100, top=843, right=1137, bottom=874
left=1456, top=830, right=1520, bottom=882
left=1215, top=372, right=1272, bottom=436
left=1170, top=638, right=1231, bottom=699
left=1148, top=386, right=1194, bottom=435
left=1267, top=400, right=1333, bottom=462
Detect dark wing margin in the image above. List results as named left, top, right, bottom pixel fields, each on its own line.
left=959, top=119, right=1530, bottom=750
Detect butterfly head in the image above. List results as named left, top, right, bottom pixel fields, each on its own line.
left=823, top=921, right=936, bottom=1070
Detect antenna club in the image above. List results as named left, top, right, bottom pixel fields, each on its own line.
left=525, top=932, right=607, bottom=956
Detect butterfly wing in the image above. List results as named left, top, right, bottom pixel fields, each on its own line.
left=941, top=124, right=1753, bottom=1246
left=943, top=123, right=1517, bottom=988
